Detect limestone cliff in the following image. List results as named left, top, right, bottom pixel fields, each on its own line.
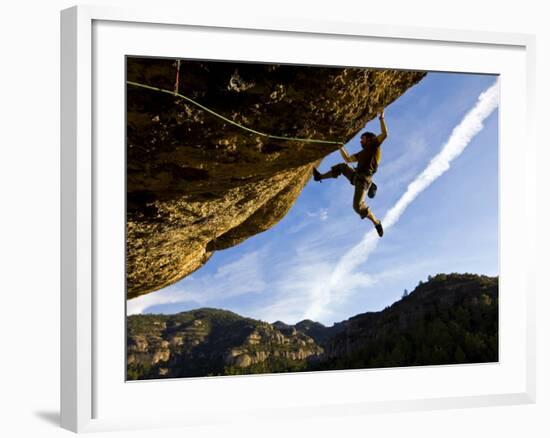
left=127, top=308, right=322, bottom=379
left=126, top=57, right=426, bottom=298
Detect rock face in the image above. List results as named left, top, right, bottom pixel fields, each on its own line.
left=126, top=308, right=323, bottom=380
left=126, top=57, right=426, bottom=298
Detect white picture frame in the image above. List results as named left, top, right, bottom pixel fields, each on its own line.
left=60, top=4, right=537, bottom=433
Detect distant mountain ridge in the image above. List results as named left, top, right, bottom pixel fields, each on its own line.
left=315, top=273, right=498, bottom=369
left=127, top=307, right=322, bottom=379
left=272, top=319, right=344, bottom=347
left=127, top=273, right=498, bottom=380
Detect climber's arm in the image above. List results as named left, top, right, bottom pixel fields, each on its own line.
left=339, top=146, right=357, bottom=163
left=377, top=110, right=388, bottom=145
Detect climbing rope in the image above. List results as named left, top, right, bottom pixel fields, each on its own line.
left=127, top=80, right=345, bottom=147
left=174, top=60, right=181, bottom=95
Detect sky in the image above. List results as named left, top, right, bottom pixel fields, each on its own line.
left=127, top=71, right=499, bottom=326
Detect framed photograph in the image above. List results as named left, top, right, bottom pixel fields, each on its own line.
left=61, top=5, right=536, bottom=433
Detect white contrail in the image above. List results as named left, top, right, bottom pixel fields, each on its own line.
left=304, top=80, right=499, bottom=320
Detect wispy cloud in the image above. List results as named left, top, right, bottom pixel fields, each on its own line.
left=248, top=236, right=379, bottom=324
left=302, top=80, right=499, bottom=321
left=127, top=248, right=268, bottom=315
left=379, top=135, right=428, bottom=190
left=126, top=288, right=203, bottom=316
left=287, top=208, right=329, bottom=235
left=312, top=208, right=329, bottom=221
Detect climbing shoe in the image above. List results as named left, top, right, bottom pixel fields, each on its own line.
left=375, top=221, right=384, bottom=237
left=312, top=168, right=322, bottom=182
left=368, top=182, right=377, bottom=199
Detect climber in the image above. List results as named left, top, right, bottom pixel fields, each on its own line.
left=312, top=110, right=387, bottom=237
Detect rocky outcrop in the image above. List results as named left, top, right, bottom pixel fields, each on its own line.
left=126, top=308, right=323, bottom=380
left=127, top=335, right=171, bottom=366
left=223, top=325, right=321, bottom=369
left=126, top=58, right=426, bottom=298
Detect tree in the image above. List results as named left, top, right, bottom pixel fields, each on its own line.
left=454, top=346, right=466, bottom=363
left=402, top=289, right=409, bottom=298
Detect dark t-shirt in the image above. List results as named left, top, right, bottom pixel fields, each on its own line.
left=353, top=144, right=381, bottom=175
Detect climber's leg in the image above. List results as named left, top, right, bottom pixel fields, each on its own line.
left=363, top=204, right=384, bottom=237
left=352, top=174, right=372, bottom=217
left=331, top=163, right=355, bottom=184
left=352, top=175, right=383, bottom=237
left=364, top=203, right=384, bottom=237
left=313, top=162, right=354, bottom=183
left=312, top=168, right=333, bottom=181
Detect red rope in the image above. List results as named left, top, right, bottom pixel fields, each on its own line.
left=174, top=60, right=181, bottom=95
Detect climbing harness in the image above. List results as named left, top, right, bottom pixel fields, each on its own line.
left=127, top=80, right=345, bottom=147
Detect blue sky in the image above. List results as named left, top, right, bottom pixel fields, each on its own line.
left=127, top=71, right=499, bottom=326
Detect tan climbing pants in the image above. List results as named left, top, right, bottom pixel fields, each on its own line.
left=331, top=163, right=373, bottom=219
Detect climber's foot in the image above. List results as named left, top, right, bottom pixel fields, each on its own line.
left=375, top=221, right=384, bottom=237
left=368, top=182, right=377, bottom=199
left=312, top=168, right=322, bottom=182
